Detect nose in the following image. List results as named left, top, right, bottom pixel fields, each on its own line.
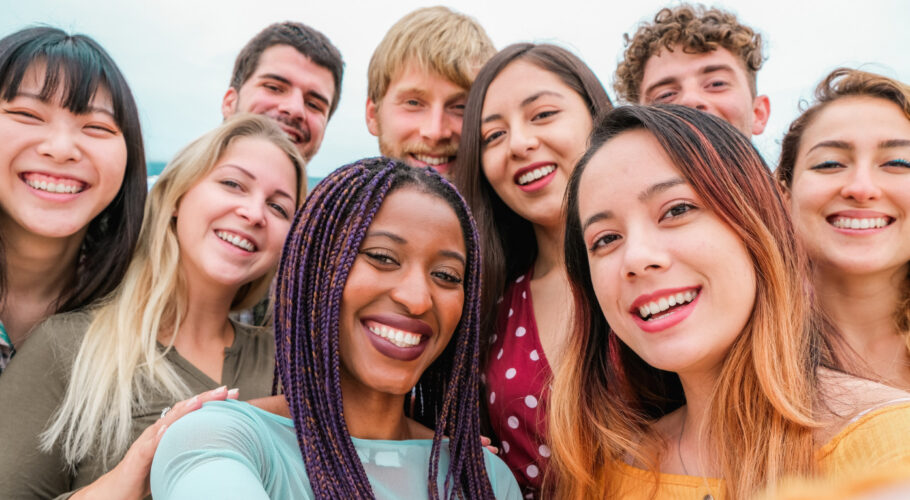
left=676, top=88, right=710, bottom=112
left=277, top=88, right=306, bottom=121
left=840, top=165, right=881, bottom=202
left=389, top=266, right=433, bottom=316
left=420, top=105, right=454, bottom=144
left=36, top=125, right=82, bottom=163
left=508, top=123, right=539, bottom=159
left=236, top=197, right=267, bottom=227
left=620, top=227, right=671, bottom=280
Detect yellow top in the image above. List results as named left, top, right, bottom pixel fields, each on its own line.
left=610, top=402, right=910, bottom=500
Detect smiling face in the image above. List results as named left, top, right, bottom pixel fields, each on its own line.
left=366, top=63, right=468, bottom=175
left=175, top=136, right=298, bottom=294
left=639, top=46, right=769, bottom=137
left=788, top=96, right=910, bottom=281
left=480, top=59, right=593, bottom=229
left=0, top=64, right=127, bottom=243
left=338, top=187, right=467, bottom=398
left=222, top=44, right=335, bottom=162
left=577, top=129, right=756, bottom=376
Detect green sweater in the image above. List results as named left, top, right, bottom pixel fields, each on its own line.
left=0, top=310, right=275, bottom=499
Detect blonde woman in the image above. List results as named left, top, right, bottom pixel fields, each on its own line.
left=550, top=105, right=910, bottom=499
left=0, top=113, right=305, bottom=499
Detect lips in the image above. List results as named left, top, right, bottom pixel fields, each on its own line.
left=409, top=153, right=454, bottom=173
left=214, top=229, right=259, bottom=253
left=629, top=286, right=701, bottom=333
left=361, top=314, right=433, bottom=362
left=826, top=211, right=893, bottom=232
left=21, top=172, right=88, bottom=196
left=513, top=162, right=557, bottom=192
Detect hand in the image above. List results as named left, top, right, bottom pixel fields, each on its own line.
left=71, top=386, right=239, bottom=500
left=481, top=435, right=499, bottom=454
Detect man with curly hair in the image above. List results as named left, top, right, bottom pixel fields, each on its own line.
left=614, top=4, right=770, bottom=137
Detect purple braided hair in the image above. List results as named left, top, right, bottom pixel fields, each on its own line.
left=274, top=157, right=495, bottom=499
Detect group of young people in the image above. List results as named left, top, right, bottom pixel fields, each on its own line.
left=0, top=4, right=908, bottom=500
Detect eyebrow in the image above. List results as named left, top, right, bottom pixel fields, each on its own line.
left=16, top=91, right=116, bottom=118
left=482, top=90, right=563, bottom=124
left=642, top=64, right=735, bottom=99
left=219, top=164, right=294, bottom=200
left=580, top=177, right=686, bottom=232
left=259, top=73, right=331, bottom=108
left=364, top=231, right=467, bottom=265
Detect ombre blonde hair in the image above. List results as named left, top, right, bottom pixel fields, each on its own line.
left=551, top=105, right=837, bottom=499
left=41, top=113, right=305, bottom=466
left=367, top=6, right=495, bottom=105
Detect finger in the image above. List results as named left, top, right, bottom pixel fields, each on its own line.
left=485, top=445, right=500, bottom=454
left=480, top=436, right=492, bottom=446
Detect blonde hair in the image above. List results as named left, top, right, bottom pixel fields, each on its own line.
left=551, top=106, right=835, bottom=498
left=367, top=6, right=495, bottom=104
left=41, top=113, right=305, bottom=466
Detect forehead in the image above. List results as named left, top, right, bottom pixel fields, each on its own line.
left=579, top=130, right=679, bottom=208
left=640, top=46, right=749, bottom=87
left=804, top=96, right=910, bottom=143
left=247, top=45, right=335, bottom=98
left=384, top=61, right=467, bottom=99
left=483, top=60, right=577, bottom=111
left=369, top=187, right=465, bottom=249
left=9, top=61, right=114, bottom=111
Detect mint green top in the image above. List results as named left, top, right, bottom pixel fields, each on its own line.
left=0, top=319, right=13, bottom=375
left=150, top=400, right=521, bottom=500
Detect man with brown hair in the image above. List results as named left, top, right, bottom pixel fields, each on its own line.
left=366, top=6, right=495, bottom=175
left=615, top=4, right=770, bottom=137
left=223, top=21, right=344, bottom=162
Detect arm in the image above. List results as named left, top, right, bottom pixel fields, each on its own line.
left=0, top=317, right=78, bottom=499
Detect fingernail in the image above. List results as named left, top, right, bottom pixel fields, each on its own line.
left=215, top=385, right=227, bottom=393
left=227, top=388, right=239, bottom=398
left=157, top=425, right=168, bottom=438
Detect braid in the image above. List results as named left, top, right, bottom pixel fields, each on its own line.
left=275, top=157, right=495, bottom=499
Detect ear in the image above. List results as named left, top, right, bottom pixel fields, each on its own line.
left=751, top=94, right=771, bottom=136
left=221, top=87, right=239, bottom=120
left=365, top=97, right=380, bottom=137
left=777, top=178, right=791, bottom=204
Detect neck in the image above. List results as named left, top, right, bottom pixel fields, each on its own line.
left=0, top=217, right=85, bottom=344
left=531, top=221, right=565, bottom=278
left=674, top=368, right=721, bottom=477
left=814, top=264, right=910, bottom=387
left=341, top=378, right=413, bottom=440
left=164, top=274, right=238, bottom=347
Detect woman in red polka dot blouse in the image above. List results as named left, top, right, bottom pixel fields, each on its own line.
left=453, top=43, right=613, bottom=497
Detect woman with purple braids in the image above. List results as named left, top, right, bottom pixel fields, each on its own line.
left=150, top=157, right=521, bottom=499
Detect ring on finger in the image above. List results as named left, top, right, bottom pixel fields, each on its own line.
left=160, top=406, right=171, bottom=419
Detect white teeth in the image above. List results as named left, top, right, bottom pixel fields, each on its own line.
left=414, top=154, right=449, bottom=166
left=367, top=323, right=422, bottom=348
left=26, top=178, right=83, bottom=194
left=517, top=165, right=556, bottom=186
left=637, top=290, right=698, bottom=320
left=216, top=231, right=255, bottom=252
left=831, top=217, right=889, bottom=230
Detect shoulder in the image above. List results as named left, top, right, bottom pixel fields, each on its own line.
left=816, top=368, right=910, bottom=436
left=481, top=448, right=523, bottom=499
left=21, top=310, right=93, bottom=353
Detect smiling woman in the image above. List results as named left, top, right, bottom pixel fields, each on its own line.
left=550, top=105, right=910, bottom=499
left=150, top=158, right=520, bottom=499
left=0, top=113, right=305, bottom=499
left=0, top=26, right=147, bottom=373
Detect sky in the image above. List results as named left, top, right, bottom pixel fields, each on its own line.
left=4, top=0, right=909, bottom=178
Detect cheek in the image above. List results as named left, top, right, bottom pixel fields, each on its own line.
left=588, top=258, right=622, bottom=322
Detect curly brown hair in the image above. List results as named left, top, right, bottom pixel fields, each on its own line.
left=614, top=4, right=765, bottom=103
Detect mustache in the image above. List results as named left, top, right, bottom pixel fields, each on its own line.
left=402, top=142, right=458, bottom=157
left=273, top=114, right=311, bottom=143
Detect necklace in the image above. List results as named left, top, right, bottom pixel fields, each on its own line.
left=676, top=411, right=716, bottom=500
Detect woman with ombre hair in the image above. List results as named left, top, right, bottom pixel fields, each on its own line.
left=778, top=69, right=910, bottom=390
left=550, top=104, right=910, bottom=499
left=0, top=113, right=305, bottom=499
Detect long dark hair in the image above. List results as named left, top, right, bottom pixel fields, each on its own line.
left=452, top=42, right=612, bottom=341
left=0, top=26, right=146, bottom=312
left=274, top=157, right=493, bottom=499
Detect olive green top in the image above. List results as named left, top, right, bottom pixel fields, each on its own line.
left=0, top=310, right=275, bottom=499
